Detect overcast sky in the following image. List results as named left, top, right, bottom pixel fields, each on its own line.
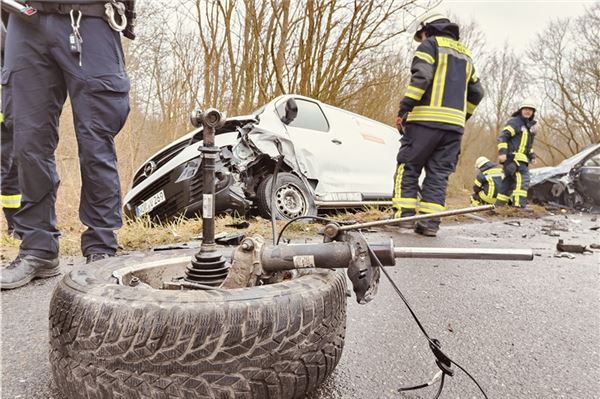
left=437, top=0, right=596, bottom=50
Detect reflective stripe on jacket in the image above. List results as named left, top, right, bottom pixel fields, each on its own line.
left=471, top=162, right=503, bottom=204
left=497, top=114, right=536, bottom=164
left=398, top=34, right=484, bottom=134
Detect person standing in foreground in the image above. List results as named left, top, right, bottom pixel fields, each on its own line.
left=1, top=17, right=21, bottom=237
left=496, top=99, right=538, bottom=208
left=393, top=13, right=485, bottom=236
left=0, top=0, right=136, bottom=290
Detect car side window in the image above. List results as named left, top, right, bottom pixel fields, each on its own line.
left=583, top=154, right=600, bottom=167
left=287, top=99, right=330, bottom=132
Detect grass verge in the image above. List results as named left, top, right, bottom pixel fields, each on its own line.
left=0, top=203, right=551, bottom=258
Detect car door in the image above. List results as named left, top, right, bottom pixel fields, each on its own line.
left=322, top=106, right=400, bottom=200
left=280, top=98, right=360, bottom=199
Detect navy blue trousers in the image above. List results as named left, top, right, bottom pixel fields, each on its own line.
left=497, top=162, right=530, bottom=208
left=393, top=123, right=462, bottom=226
left=3, top=13, right=130, bottom=258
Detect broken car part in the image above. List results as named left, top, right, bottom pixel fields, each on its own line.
left=185, top=109, right=230, bottom=287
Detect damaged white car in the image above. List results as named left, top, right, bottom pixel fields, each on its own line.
left=123, top=95, right=400, bottom=221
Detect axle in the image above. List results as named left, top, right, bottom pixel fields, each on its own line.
left=223, top=234, right=534, bottom=304
left=258, top=242, right=533, bottom=272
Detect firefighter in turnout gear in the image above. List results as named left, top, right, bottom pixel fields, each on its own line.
left=393, top=13, right=485, bottom=236
left=496, top=98, right=538, bottom=208
left=470, top=157, right=503, bottom=206
left=1, top=0, right=136, bottom=290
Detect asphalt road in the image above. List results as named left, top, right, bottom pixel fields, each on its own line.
left=1, top=213, right=599, bottom=398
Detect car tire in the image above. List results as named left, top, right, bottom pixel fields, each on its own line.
left=257, top=173, right=317, bottom=220
left=49, top=250, right=347, bottom=399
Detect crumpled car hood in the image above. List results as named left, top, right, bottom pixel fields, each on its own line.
left=530, top=165, right=570, bottom=186
left=530, top=144, right=600, bottom=186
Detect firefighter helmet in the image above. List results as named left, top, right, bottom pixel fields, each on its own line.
left=414, top=12, right=449, bottom=42
left=475, top=156, right=490, bottom=169
left=519, top=97, right=538, bottom=111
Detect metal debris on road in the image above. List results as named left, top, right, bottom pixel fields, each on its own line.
left=556, top=239, right=591, bottom=254
left=553, top=252, right=576, bottom=259
left=504, top=220, right=521, bottom=227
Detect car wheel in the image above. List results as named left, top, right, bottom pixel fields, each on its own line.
left=257, top=173, right=317, bottom=220
left=49, top=250, right=346, bottom=399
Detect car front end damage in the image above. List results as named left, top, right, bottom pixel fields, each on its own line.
left=528, top=144, right=600, bottom=209
left=123, top=114, right=311, bottom=221
left=123, top=117, right=255, bottom=221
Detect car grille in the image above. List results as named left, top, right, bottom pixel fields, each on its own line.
left=132, top=139, right=192, bottom=188
left=189, top=175, right=204, bottom=202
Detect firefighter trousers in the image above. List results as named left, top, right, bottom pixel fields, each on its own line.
left=4, top=14, right=130, bottom=258
left=497, top=162, right=530, bottom=208
left=392, top=124, right=461, bottom=227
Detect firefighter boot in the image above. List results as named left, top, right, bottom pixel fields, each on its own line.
left=0, top=255, right=60, bottom=290
left=414, top=220, right=439, bottom=237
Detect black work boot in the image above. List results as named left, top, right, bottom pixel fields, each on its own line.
left=0, top=255, right=60, bottom=290
left=86, top=253, right=114, bottom=264
left=414, top=220, right=439, bottom=237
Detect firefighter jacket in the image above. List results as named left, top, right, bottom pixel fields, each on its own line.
left=398, top=20, right=484, bottom=134
left=470, top=161, right=503, bottom=205
left=497, top=113, right=537, bottom=164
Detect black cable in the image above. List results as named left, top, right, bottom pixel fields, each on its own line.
left=397, top=371, right=442, bottom=392
left=275, top=215, right=335, bottom=245
left=433, top=374, right=445, bottom=399
left=274, top=219, right=489, bottom=398
left=360, top=232, right=489, bottom=399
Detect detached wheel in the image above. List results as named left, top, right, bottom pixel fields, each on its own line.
left=49, top=250, right=346, bottom=399
left=257, top=172, right=317, bottom=220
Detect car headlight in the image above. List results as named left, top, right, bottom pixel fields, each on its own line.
left=175, top=159, right=200, bottom=183
left=233, top=142, right=254, bottom=161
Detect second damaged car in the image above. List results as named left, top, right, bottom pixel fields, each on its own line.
left=123, top=95, right=400, bottom=221
left=528, top=143, right=600, bottom=209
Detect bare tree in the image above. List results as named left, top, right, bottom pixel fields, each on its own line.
left=530, top=3, right=600, bottom=163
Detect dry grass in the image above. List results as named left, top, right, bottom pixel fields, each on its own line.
left=0, top=199, right=551, bottom=258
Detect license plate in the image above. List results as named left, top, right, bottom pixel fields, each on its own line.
left=135, top=190, right=166, bottom=217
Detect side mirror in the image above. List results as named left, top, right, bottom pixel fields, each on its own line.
left=280, top=98, right=298, bottom=125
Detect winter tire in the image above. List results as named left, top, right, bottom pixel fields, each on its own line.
left=256, top=173, right=317, bottom=220
left=49, top=249, right=347, bottom=399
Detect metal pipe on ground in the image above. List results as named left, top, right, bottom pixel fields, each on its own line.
left=325, top=205, right=495, bottom=237
left=394, top=247, right=534, bottom=261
